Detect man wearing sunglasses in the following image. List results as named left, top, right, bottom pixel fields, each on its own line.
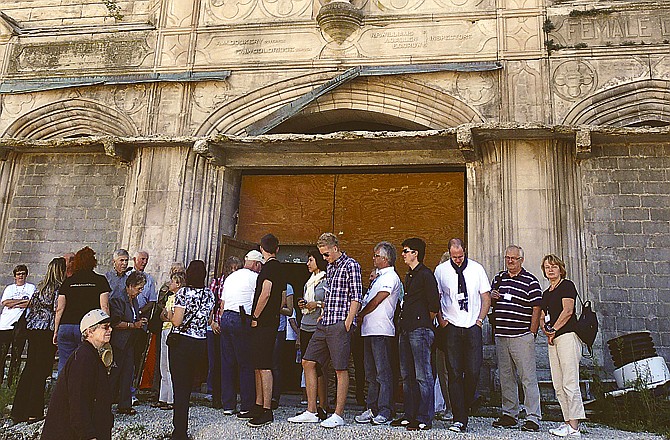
left=289, top=232, right=362, bottom=428
left=0, top=265, right=36, bottom=386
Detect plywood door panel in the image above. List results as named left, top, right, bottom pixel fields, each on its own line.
left=237, top=174, right=335, bottom=245
left=333, top=173, right=465, bottom=277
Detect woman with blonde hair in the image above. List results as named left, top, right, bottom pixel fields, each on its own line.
left=540, top=254, right=585, bottom=437
left=11, top=257, right=66, bottom=423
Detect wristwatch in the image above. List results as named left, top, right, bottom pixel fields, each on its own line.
left=476, top=318, right=484, bottom=326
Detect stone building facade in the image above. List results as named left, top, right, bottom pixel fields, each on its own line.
left=0, top=0, right=668, bottom=386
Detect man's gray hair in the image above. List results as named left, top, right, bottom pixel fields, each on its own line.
left=505, top=245, right=524, bottom=258
left=135, top=249, right=149, bottom=258
left=374, top=241, right=397, bottom=266
left=317, top=232, right=338, bottom=248
left=448, top=238, right=465, bottom=251
left=113, top=249, right=129, bottom=260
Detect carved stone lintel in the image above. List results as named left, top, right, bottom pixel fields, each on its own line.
left=575, top=127, right=592, bottom=159
left=103, top=139, right=134, bottom=163
left=457, top=125, right=479, bottom=162
left=193, top=139, right=226, bottom=167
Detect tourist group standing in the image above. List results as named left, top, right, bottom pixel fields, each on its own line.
left=0, top=232, right=587, bottom=439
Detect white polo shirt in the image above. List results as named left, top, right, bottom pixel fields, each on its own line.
left=0, top=283, right=36, bottom=330
left=434, top=259, right=491, bottom=328
left=221, top=268, right=257, bottom=315
left=361, top=266, right=401, bottom=337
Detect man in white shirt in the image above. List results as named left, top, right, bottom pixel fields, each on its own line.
left=0, top=265, right=36, bottom=385
left=434, top=238, right=491, bottom=433
left=220, top=250, right=263, bottom=416
left=355, top=241, right=401, bottom=426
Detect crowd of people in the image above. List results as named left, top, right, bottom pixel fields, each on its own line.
left=0, top=233, right=588, bottom=439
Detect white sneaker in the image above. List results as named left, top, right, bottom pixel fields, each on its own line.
left=372, top=414, right=391, bottom=425
left=320, top=413, right=346, bottom=428
left=355, top=409, right=374, bottom=424
left=550, top=423, right=580, bottom=437
left=288, top=410, right=320, bottom=423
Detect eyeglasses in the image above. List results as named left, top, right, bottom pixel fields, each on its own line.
left=14, top=272, right=27, bottom=276
left=505, top=256, right=522, bottom=261
left=402, top=249, right=415, bottom=254
left=321, top=252, right=330, bottom=258
left=373, top=254, right=382, bottom=258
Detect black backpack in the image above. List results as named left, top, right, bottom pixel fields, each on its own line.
left=575, top=292, right=598, bottom=357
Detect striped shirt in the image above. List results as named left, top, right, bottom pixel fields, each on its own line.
left=491, top=268, right=542, bottom=337
left=321, top=252, right=363, bottom=326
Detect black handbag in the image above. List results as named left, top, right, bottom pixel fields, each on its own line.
left=575, top=291, right=598, bottom=357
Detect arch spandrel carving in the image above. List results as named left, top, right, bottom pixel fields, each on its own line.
left=194, top=72, right=484, bottom=136
left=563, top=79, right=670, bottom=127
left=3, top=98, right=139, bottom=139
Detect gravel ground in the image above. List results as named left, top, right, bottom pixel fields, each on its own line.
left=1, top=402, right=663, bottom=440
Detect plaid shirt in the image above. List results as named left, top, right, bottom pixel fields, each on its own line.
left=321, top=252, right=363, bottom=326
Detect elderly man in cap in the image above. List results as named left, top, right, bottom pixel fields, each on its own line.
left=219, top=250, right=264, bottom=417
left=42, top=309, right=114, bottom=440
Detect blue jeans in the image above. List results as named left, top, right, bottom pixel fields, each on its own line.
left=57, top=324, right=81, bottom=373
left=219, top=311, right=255, bottom=411
left=206, top=329, right=221, bottom=404
left=443, top=324, right=483, bottom=427
left=364, top=335, right=394, bottom=419
left=399, top=327, right=434, bottom=425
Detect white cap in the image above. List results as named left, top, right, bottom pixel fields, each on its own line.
left=245, top=250, right=265, bottom=263
left=80, top=309, right=111, bottom=333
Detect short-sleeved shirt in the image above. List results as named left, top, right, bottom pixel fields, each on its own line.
left=278, top=284, right=294, bottom=332
left=173, top=287, right=215, bottom=339
left=321, top=253, right=363, bottom=327
left=252, top=259, right=286, bottom=328
left=541, top=279, right=578, bottom=339
left=59, top=270, right=111, bottom=325
left=434, top=258, right=491, bottom=328
left=134, top=270, right=157, bottom=309
left=104, top=270, right=129, bottom=301
left=399, top=263, right=440, bottom=333
left=221, top=268, right=257, bottom=315
left=491, top=268, right=543, bottom=337
left=300, top=277, right=326, bottom=332
left=361, top=266, right=401, bottom=337
left=0, top=283, right=36, bottom=330
left=26, top=285, right=59, bottom=331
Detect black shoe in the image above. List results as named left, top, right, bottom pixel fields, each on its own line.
left=317, top=406, right=328, bottom=421
left=247, top=409, right=273, bottom=427
left=238, top=405, right=262, bottom=419
left=390, top=417, right=410, bottom=427
left=271, top=399, right=279, bottom=410
left=406, top=421, right=431, bottom=431
left=521, top=420, right=540, bottom=432
left=492, top=415, right=517, bottom=428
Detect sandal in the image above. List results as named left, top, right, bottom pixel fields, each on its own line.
left=150, top=401, right=167, bottom=408
left=160, top=404, right=174, bottom=410
left=117, top=407, right=137, bottom=415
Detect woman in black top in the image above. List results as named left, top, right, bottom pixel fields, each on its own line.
left=540, top=254, right=585, bottom=437
left=11, top=257, right=66, bottom=423
left=53, top=246, right=111, bottom=373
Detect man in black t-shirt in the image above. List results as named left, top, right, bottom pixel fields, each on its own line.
left=246, top=234, right=286, bottom=427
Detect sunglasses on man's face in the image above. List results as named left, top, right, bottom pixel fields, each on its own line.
left=321, top=252, right=330, bottom=258
left=402, top=249, right=415, bottom=254
left=15, top=272, right=27, bottom=276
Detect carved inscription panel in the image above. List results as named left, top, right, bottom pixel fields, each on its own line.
left=358, top=20, right=497, bottom=58
left=195, top=30, right=322, bottom=65
left=548, top=9, right=670, bottom=47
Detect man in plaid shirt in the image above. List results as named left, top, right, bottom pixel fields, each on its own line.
left=289, top=232, right=362, bottom=428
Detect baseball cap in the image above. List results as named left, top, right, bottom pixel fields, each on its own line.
left=245, top=250, right=265, bottom=263
left=80, top=309, right=111, bottom=333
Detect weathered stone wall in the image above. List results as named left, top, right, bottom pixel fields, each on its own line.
left=581, top=142, right=670, bottom=371
left=0, top=153, right=128, bottom=285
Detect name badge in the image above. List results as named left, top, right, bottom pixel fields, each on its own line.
left=457, top=292, right=465, bottom=301
left=503, top=293, right=512, bottom=301
left=545, top=314, right=551, bottom=323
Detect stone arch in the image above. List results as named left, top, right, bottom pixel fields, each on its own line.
left=195, top=72, right=483, bottom=136
left=4, top=98, right=139, bottom=139
left=563, top=79, right=670, bottom=127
